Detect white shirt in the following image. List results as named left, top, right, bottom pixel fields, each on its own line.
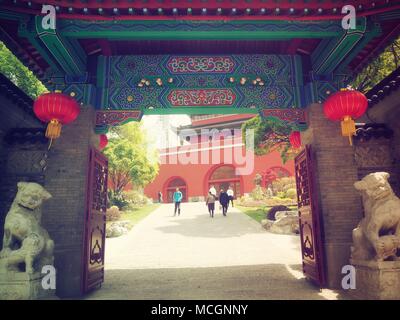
left=227, top=189, right=234, bottom=197
left=209, top=187, right=217, bottom=196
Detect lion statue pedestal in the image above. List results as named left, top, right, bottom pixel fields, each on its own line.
left=348, top=259, right=400, bottom=300
left=0, top=182, right=56, bottom=300
left=349, top=172, right=400, bottom=300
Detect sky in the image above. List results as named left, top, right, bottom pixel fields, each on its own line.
left=141, top=114, right=191, bottom=149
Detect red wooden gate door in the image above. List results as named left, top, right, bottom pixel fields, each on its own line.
left=83, top=148, right=108, bottom=293
left=295, top=145, right=326, bottom=287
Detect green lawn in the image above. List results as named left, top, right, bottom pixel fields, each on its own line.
left=118, top=203, right=160, bottom=226
left=236, top=205, right=266, bottom=223
left=236, top=205, right=298, bottom=224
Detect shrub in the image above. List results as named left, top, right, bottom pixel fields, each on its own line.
left=250, top=186, right=266, bottom=201
left=265, top=187, right=274, bottom=199
left=266, top=205, right=290, bottom=221
left=119, top=190, right=152, bottom=210
left=285, top=188, right=297, bottom=200
left=272, top=177, right=296, bottom=194
left=254, top=173, right=263, bottom=186
left=270, top=197, right=297, bottom=206
left=276, top=191, right=286, bottom=199
left=236, top=194, right=250, bottom=204
left=106, top=205, right=121, bottom=221
left=123, top=190, right=149, bottom=206
left=239, top=199, right=268, bottom=207
left=108, top=191, right=129, bottom=209
left=108, top=189, right=152, bottom=210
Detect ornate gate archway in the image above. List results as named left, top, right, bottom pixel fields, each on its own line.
left=205, top=164, right=243, bottom=198
left=1, top=0, right=398, bottom=298
left=163, top=176, right=188, bottom=203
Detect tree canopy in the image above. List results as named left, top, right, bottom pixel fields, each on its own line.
left=241, top=116, right=296, bottom=164
left=351, top=36, right=400, bottom=93
left=103, top=122, right=159, bottom=195
left=0, top=41, right=47, bottom=99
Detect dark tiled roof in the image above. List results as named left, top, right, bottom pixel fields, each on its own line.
left=366, top=67, right=400, bottom=108
left=0, top=72, right=36, bottom=118
left=354, top=123, right=394, bottom=141
left=4, top=128, right=47, bottom=145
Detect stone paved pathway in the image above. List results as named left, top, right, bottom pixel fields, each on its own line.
left=86, top=202, right=341, bottom=300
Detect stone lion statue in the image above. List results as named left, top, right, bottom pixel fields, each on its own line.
left=352, top=172, right=400, bottom=261
left=0, top=182, right=54, bottom=274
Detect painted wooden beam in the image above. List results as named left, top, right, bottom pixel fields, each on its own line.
left=58, top=19, right=344, bottom=41
left=336, top=21, right=382, bottom=74
left=143, top=107, right=260, bottom=115
left=18, top=16, right=88, bottom=76
left=286, top=39, right=303, bottom=55
left=15, top=0, right=382, bottom=10
left=311, top=17, right=380, bottom=75
left=18, top=23, right=64, bottom=74
left=33, top=16, right=87, bottom=75
left=0, top=8, right=29, bottom=21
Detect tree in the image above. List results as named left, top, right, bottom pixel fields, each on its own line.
left=351, top=36, right=400, bottom=93
left=0, top=41, right=47, bottom=99
left=241, top=115, right=295, bottom=163
left=103, top=122, right=159, bottom=195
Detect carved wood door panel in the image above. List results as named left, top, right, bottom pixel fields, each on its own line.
left=82, top=148, right=108, bottom=294
left=295, top=145, right=326, bottom=287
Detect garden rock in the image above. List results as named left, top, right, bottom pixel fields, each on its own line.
left=270, top=216, right=299, bottom=234
left=266, top=205, right=290, bottom=220
left=261, top=219, right=273, bottom=230
left=262, top=211, right=299, bottom=235
left=275, top=210, right=298, bottom=221
left=106, top=220, right=133, bottom=238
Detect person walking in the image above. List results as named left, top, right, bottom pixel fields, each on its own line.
left=205, top=191, right=216, bottom=218
left=173, top=187, right=183, bottom=216
left=218, top=188, right=230, bottom=216
left=209, top=185, right=217, bottom=197
left=158, top=191, right=163, bottom=203
left=227, top=186, right=234, bottom=207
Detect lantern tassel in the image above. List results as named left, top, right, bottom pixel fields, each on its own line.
left=348, top=134, right=353, bottom=146
left=45, top=119, right=62, bottom=140
left=341, top=116, right=355, bottom=146
left=48, top=139, right=53, bottom=151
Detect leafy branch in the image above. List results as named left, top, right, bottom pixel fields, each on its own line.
left=351, top=36, right=400, bottom=93
left=241, top=116, right=297, bottom=163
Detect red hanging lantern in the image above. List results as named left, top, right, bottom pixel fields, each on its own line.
left=98, top=134, right=108, bottom=150
left=323, top=88, right=368, bottom=145
left=33, top=91, right=80, bottom=140
left=289, top=131, right=302, bottom=149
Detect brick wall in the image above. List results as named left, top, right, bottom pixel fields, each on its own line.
left=366, top=89, right=400, bottom=197
left=0, top=98, right=98, bottom=298
left=41, top=106, right=96, bottom=298
left=387, top=104, right=400, bottom=197
left=302, top=103, right=363, bottom=289
left=0, top=94, right=43, bottom=248
left=354, top=137, right=399, bottom=196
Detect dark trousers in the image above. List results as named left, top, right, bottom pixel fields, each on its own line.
left=229, top=196, right=234, bottom=207
left=174, top=201, right=181, bottom=215
left=222, top=204, right=228, bottom=216
left=208, top=203, right=215, bottom=217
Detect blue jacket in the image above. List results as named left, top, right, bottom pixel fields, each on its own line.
left=173, top=191, right=183, bottom=203
left=219, top=192, right=229, bottom=206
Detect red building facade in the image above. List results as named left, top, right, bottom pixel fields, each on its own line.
left=144, top=114, right=294, bottom=202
